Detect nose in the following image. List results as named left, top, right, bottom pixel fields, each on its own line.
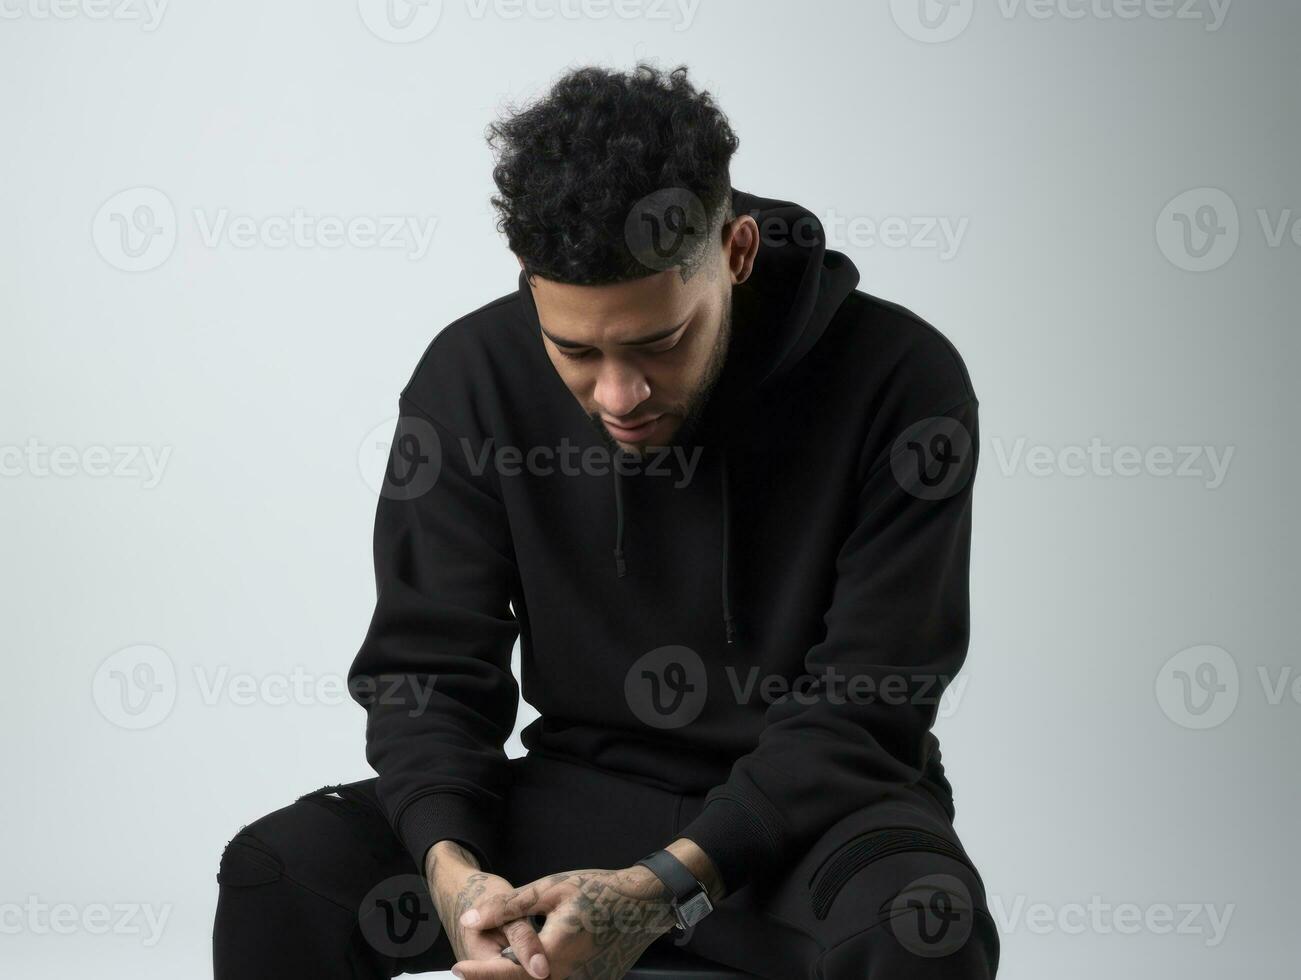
left=592, top=359, right=651, bottom=420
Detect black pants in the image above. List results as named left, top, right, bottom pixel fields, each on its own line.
left=214, top=753, right=999, bottom=979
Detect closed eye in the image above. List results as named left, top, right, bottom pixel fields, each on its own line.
left=553, top=325, right=687, bottom=361
left=559, top=343, right=680, bottom=360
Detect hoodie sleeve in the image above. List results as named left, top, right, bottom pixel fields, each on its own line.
left=676, top=395, right=979, bottom=896
left=347, top=394, right=520, bottom=874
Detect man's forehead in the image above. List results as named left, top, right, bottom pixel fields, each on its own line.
left=529, top=268, right=698, bottom=345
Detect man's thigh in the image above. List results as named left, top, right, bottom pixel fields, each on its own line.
left=678, top=789, right=1000, bottom=979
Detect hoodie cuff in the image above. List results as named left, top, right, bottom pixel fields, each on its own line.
left=397, top=792, right=495, bottom=875
left=675, top=795, right=784, bottom=896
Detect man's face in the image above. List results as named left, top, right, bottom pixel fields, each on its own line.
left=523, top=216, right=759, bottom=452
left=529, top=255, right=733, bottom=455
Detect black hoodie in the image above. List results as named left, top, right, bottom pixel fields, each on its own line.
left=348, top=189, right=979, bottom=896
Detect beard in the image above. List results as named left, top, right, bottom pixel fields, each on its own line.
left=589, top=290, right=733, bottom=456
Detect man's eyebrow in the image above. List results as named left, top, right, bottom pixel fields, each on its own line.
left=540, top=318, right=690, bottom=350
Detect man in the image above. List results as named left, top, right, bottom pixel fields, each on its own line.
left=214, top=64, right=999, bottom=979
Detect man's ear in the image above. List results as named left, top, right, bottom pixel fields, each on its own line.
left=723, top=215, right=760, bottom=286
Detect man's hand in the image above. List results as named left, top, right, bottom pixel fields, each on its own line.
left=452, top=864, right=677, bottom=980
left=426, top=841, right=551, bottom=979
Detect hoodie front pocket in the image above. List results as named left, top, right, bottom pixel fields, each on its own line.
left=807, top=826, right=983, bottom=920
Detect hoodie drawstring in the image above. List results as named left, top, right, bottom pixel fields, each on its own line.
left=720, top=452, right=736, bottom=645
left=612, top=462, right=627, bottom=578
left=610, top=449, right=736, bottom=644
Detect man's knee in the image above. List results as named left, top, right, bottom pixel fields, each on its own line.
left=214, top=786, right=395, bottom=976
left=214, top=816, right=363, bottom=979
left=215, top=783, right=395, bottom=910
left=215, top=795, right=315, bottom=894
left=217, top=829, right=285, bottom=888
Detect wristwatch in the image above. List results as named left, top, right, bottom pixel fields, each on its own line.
left=634, top=849, right=714, bottom=932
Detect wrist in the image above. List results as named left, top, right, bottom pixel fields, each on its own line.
left=620, top=865, right=681, bottom=935
left=625, top=862, right=669, bottom=900
left=664, top=838, right=726, bottom=903
left=425, top=839, right=480, bottom=882
left=634, top=845, right=719, bottom=934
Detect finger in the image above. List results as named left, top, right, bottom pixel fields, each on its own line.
left=464, top=884, right=555, bottom=931
left=450, top=952, right=532, bottom=980
left=501, top=917, right=550, bottom=979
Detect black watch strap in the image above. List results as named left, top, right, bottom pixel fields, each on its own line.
left=635, top=849, right=713, bottom=931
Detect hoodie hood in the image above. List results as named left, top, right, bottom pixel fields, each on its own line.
left=726, top=188, right=861, bottom=390
left=515, top=188, right=861, bottom=641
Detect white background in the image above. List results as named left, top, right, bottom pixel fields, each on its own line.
left=1, top=0, right=1296, bottom=977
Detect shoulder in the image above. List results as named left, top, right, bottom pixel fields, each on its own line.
left=827, top=289, right=977, bottom=414
left=398, top=289, right=532, bottom=433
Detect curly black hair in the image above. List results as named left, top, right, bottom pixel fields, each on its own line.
left=487, top=63, right=740, bottom=285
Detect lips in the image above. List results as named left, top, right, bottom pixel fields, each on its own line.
left=603, top=415, right=663, bottom=441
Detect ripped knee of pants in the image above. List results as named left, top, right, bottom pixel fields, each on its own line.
left=217, top=832, right=284, bottom=888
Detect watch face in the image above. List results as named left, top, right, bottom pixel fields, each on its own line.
left=676, top=890, right=714, bottom=930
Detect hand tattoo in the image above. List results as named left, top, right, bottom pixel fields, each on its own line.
left=540, top=869, right=677, bottom=980
left=428, top=845, right=491, bottom=961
